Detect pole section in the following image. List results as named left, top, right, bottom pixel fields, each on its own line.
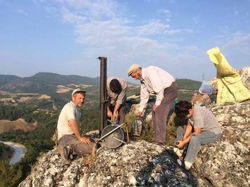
left=98, top=57, right=107, bottom=136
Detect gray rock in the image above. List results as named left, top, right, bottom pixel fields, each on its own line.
left=19, top=100, right=250, bottom=187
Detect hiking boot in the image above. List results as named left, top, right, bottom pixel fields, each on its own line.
left=58, top=145, right=71, bottom=164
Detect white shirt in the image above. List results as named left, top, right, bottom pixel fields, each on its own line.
left=57, top=101, right=81, bottom=140
left=139, top=66, right=175, bottom=112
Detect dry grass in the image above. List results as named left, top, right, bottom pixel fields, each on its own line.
left=0, top=118, right=37, bottom=134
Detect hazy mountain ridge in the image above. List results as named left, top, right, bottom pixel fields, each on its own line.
left=0, top=72, right=201, bottom=94
left=0, top=75, right=21, bottom=87
left=0, top=72, right=100, bottom=93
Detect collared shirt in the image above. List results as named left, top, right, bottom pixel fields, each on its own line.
left=139, top=66, right=175, bottom=112
left=57, top=101, right=81, bottom=140
left=107, top=77, right=127, bottom=106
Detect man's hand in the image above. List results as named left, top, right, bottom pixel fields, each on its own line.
left=153, top=104, right=158, bottom=112
left=136, top=111, right=143, bottom=117
left=176, top=140, right=185, bottom=149
left=79, top=137, right=91, bottom=144
left=107, top=110, right=113, bottom=118
left=113, top=112, right=118, bottom=120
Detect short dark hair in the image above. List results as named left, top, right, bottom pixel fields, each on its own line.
left=175, top=100, right=192, bottom=119
left=110, top=79, right=121, bottom=93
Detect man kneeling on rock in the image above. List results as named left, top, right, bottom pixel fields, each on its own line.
left=57, top=89, right=96, bottom=164
left=174, top=100, right=221, bottom=170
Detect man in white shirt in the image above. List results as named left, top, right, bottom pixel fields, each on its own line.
left=107, top=77, right=127, bottom=124
left=57, top=89, right=95, bottom=164
left=127, top=64, right=178, bottom=144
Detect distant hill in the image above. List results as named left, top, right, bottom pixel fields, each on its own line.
left=27, top=72, right=100, bottom=86
left=176, top=78, right=201, bottom=90
left=0, top=72, right=201, bottom=93
left=0, top=75, right=21, bottom=87
left=0, top=73, right=201, bottom=108
left=0, top=72, right=100, bottom=93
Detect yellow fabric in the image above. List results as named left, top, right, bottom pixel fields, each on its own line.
left=207, top=47, right=250, bottom=105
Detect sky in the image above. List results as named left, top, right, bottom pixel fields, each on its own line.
left=0, top=0, right=250, bottom=82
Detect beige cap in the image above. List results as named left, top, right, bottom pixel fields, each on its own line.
left=72, top=88, right=86, bottom=96
left=127, top=64, right=140, bottom=76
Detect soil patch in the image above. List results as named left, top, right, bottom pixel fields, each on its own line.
left=0, top=118, right=37, bottom=134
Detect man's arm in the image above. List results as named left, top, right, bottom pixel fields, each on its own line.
left=138, top=84, right=150, bottom=113
left=177, top=122, right=201, bottom=148
left=116, top=79, right=127, bottom=105
left=183, top=121, right=193, bottom=140
left=113, top=103, right=121, bottom=120
left=69, top=119, right=91, bottom=144
left=113, top=81, right=127, bottom=119
left=107, top=106, right=112, bottom=118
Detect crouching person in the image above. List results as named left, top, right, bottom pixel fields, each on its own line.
left=174, top=100, right=221, bottom=170
left=57, top=89, right=95, bottom=164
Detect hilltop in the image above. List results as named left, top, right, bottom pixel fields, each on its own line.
left=0, top=72, right=202, bottom=186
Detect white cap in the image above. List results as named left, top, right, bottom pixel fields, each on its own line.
left=127, top=64, right=140, bottom=76
left=72, top=88, right=86, bottom=96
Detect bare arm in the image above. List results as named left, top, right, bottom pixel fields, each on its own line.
left=113, top=103, right=121, bottom=120
left=177, top=122, right=201, bottom=148
left=183, top=122, right=193, bottom=140
left=69, top=119, right=91, bottom=144
left=107, top=106, right=112, bottom=118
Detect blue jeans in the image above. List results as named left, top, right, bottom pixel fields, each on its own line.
left=175, top=126, right=221, bottom=163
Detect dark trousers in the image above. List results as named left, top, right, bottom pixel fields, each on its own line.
left=152, top=82, right=178, bottom=142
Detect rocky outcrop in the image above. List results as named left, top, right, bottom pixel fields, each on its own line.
left=19, top=141, right=199, bottom=187
left=19, top=100, right=250, bottom=187
left=193, top=100, right=250, bottom=187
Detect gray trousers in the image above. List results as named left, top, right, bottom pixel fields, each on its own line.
left=175, top=126, right=221, bottom=163
left=152, top=82, right=178, bottom=142
left=58, top=134, right=95, bottom=155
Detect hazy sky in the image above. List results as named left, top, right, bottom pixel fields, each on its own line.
left=0, top=0, right=249, bottom=82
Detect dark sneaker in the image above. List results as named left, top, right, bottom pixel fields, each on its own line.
left=58, top=145, right=71, bottom=164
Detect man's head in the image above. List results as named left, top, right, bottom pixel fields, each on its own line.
left=71, top=89, right=86, bottom=107
left=175, top=100, right=193, bottom=119
left=110, top=79, right=121, bottom=93
left=127, top=64, right=142, bottom=80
